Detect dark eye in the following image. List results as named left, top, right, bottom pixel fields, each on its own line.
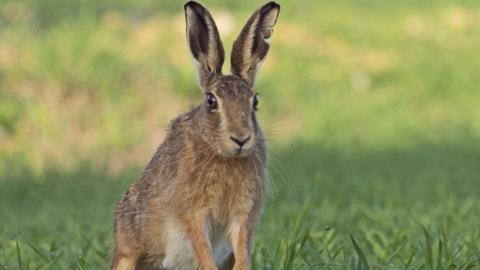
left=206, top=92, right=217, bottom=111
left=253, top=94, right=259, bottom=111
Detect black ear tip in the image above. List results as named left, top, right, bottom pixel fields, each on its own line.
left=264, top=1, right=280, bottom=10
left=184, top=1, right=204, bottom=12
left=184, top=1, right=193, bottom=9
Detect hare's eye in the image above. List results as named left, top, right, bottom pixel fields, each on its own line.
left=253, top=94, right=259, bottom=111
left=206, top=93, right=217, bottom=111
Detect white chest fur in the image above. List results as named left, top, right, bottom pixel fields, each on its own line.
left=161, top=217, right=232, bottom=269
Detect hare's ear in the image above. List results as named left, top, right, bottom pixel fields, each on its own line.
left=231, top=2, right=280, bottom=86
left=184, top=1, right=225, bottom=91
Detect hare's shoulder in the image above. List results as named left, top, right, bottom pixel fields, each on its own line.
left=137, top=110, right=197, bottom=184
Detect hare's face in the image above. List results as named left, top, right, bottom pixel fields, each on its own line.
left=184, top=1, right=279, bottom=157
left=201, top=76, right=259, bottom=157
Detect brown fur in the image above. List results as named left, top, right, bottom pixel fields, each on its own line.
left=112, top=2, right=280, bottom=270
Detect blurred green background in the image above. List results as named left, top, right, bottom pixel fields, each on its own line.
left=1, top=0, right=480, bottom=269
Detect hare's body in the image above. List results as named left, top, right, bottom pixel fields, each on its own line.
left=112, top=1, right=279, bottom=269
left=114, top=109, right=265, bottom=269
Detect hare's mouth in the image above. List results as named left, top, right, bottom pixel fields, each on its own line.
left=231, top=141, right=255, bottom=157
left=216, top=144, right=253, bottom=158
left=235, top=147, right=246, bottom=157
left=212, top=133, right=256, bottom=158
left=233, top=145, right=255, bottom=158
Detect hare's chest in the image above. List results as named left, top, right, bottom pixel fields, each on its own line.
left=186, top=156, right=264, bottom=218
left=207, top=167, right=261, bottom=218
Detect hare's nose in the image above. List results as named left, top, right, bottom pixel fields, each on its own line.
left=230, top=134, right=251, bottom=147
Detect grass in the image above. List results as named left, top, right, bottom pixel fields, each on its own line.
left=2, top=140, right=480, bottom=269
left=1, top=0, right=480, bottom=269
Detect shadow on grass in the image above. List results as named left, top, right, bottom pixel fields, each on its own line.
left=258, top=133, right=480, bottom=268
left=268, top=135, right=480, bottom=208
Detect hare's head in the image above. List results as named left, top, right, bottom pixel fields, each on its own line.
left=184, top=1, right=280, bottom=157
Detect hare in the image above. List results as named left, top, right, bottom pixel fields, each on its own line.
left=111, top=1, right=280, bottom=269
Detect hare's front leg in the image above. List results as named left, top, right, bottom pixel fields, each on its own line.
left=182, top=213, right=218, bottom=270
left=229, top=220, right=253, bottom=270
left=111, top=251, right=138, bottom=270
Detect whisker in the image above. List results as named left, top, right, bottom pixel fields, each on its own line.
left=190, top=150, right=216, bottom=207
left=268, top=153, right=295, bottom=193
left=252, top=153, right=267, bottom=201
left=249, top=155, right=261, bottom=200
left=201, top=161, right=218, bottom=206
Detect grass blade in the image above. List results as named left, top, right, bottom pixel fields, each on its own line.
left=423, top=227, right=434, bottom=270
left=351, top=236, right=369, bottom=270
left=436, top=239, right=443, bottom=270
left=16, top=240, right=22, bottom=270
left=26, top=242, right=49, bottom=263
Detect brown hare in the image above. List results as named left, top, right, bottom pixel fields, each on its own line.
left=112, top=1, right=280, bottom=269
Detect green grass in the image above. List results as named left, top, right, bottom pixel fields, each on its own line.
left=2, top=140, right=480, bottom=269
left=1, top=0, right=480, bottom=269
